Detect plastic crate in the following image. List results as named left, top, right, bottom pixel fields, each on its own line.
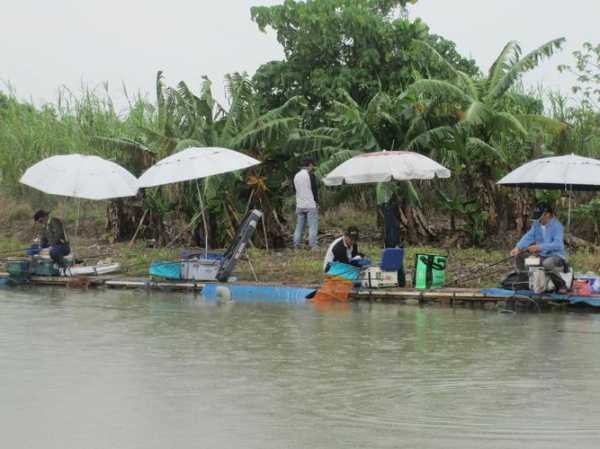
left=31, top=259, right=59, bottom=276
left=359, top=267, right=398, bottom=288
left=30, top=257, right=74, bottom=276
left=181, top=258, right=220, bottom=281
left=6, top=258, right=30, bottom=276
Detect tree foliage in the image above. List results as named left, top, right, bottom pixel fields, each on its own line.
left=250, top=0, right=477, bottom=114
left=401, top=38, right=566, bottom=232
left=558, top=42, right=600, bottom=110
left=3, top=2, right=599, bottom=247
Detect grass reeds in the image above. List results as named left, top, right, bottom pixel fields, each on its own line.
left=0, top=84, right=153, bottom=198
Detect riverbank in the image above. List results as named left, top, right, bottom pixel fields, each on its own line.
left=1, top=198, right=598, bottom=288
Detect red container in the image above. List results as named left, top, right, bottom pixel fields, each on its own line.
left=573, top=279, right=592, bottom=296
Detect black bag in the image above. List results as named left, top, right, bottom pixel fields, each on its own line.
left=500, top=271, right=529, bottom=291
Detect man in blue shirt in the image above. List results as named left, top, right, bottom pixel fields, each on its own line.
left=510, top=202, right=567, bottom=291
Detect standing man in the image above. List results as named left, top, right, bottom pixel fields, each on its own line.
left=33, top=210, right=71, bottom=268
left=510, top=202, right=567, bottom=291
left=293, top=158, right=319, bottom=249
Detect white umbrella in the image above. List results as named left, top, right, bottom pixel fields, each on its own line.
left=498, top=154, right=600, bottom=244
left=20, top=154, right=138, bottom=200
left=137, top=147, right=261, bottom=254
left=497, top=154, right=600, bottom=191
left=323, top=150, right=451, bottom=186
left=323, top=150, right=450, bottom=251
left=137, top=147, right=261, bottom=188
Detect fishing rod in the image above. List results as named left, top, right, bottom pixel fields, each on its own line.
left=0, top=247, right=31, bottom=257
left=0, top=250, right=116, bottom=262
left=447, top=253, right=516, bottom=286
left=120, top=259, right=182, bottom=273
left=75, top=252, right=116, bottom=261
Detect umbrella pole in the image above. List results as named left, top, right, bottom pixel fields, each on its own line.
left=195, top=181, right=209, bottom=258
left=567, top=189, right=573, bottom=255
left=75, top=198, right=81, bottom=238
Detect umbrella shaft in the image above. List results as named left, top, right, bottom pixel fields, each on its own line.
left=196, top=181, right=209, bottom=258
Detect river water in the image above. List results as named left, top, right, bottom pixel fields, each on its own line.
left=1, top=287, right=600, bottom=449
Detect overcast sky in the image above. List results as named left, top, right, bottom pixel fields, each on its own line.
left=1, top=0, right=598, bottom=111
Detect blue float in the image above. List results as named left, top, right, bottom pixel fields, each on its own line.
left=202, top=283, right=316, bottom=305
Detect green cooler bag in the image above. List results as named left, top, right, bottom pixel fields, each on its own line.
left=413, top=254, right=448, bottom=289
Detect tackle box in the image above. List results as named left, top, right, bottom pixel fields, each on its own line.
left=181, top=258, right=220, bottom=281
left=6, top=258, right=31, bottom=276
left=359, top=267, right=398, bottom=288
left=30, top=256, right=73, bottom=276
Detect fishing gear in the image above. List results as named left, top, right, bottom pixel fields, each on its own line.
left=447, top=254, right=516, bottom=286
left=0, top=247, right=31, bottom=257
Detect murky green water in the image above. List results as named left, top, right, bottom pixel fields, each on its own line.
left=1, top=287, right=600, bottom=448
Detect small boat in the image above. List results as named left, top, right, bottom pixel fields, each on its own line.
left=65, top=262, right=121, bottom=277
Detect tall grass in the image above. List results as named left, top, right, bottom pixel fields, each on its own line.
left=0, top=84, right=153, bottom=198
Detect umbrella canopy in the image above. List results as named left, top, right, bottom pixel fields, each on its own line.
left=137, top=147, right=261, bottom=188
left=20, top=154, right=138, bottom=200
left=323, top=151, right=451, bottom=186
left=497, top=154, right=600, bottom=192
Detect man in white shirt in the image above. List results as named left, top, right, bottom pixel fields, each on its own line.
left=293, top=159, right=319, bottom=249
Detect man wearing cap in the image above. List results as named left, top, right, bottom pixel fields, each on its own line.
left=510, top=202, right=567, bottom=291
left=293, top=158, right=319, bottom=249
left=33, top=210, right=71, bottom=269
left=323, top=226, right=364, bottom=272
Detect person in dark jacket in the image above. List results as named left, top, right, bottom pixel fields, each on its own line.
left=33, top=210, right=70, bottom=267
left=323, top=226, right=364, bottom=272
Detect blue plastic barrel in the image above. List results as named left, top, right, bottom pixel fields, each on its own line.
left=202, top=284, right=315, bottom=305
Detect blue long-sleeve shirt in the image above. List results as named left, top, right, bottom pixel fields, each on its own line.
left=516, top=217, right=564, bottom=259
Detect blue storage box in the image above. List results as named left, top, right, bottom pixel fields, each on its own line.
left=26, top=244, right=41, bottom=256
left=149, top=260, right=182, bottom=280
left=380, top=248, right=403, bottom=271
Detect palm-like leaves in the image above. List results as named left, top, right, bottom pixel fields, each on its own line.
left=486, top=38, right=565, bottom=101
left=406, top=38, right=567, bottom=162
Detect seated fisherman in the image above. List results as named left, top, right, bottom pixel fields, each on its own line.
left=323, top=226, right=364, bottom=273
left=33, top=210, right=71, bottom=268
left=510, top=202, right=567, bottom=292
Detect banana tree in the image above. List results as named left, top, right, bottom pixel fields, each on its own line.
left=102, top=72, right=306, bottom=248
left=295, top=89, right=444, bottom=243
left=404, top=38, right=567, bottom=234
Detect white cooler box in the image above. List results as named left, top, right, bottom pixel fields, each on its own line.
left=181, top=258, right=220, bottom=281
left=359, top=267, right=398, bottom=288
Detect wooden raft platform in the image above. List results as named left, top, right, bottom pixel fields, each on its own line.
left=351, top=287, right=530, bottom=302
left=0, top=273, right=554, bottom=306
left=26, top=275, right=207, bottom=291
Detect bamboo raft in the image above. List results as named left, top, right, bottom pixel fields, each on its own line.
left=2, top=272, right=592, bottom=310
